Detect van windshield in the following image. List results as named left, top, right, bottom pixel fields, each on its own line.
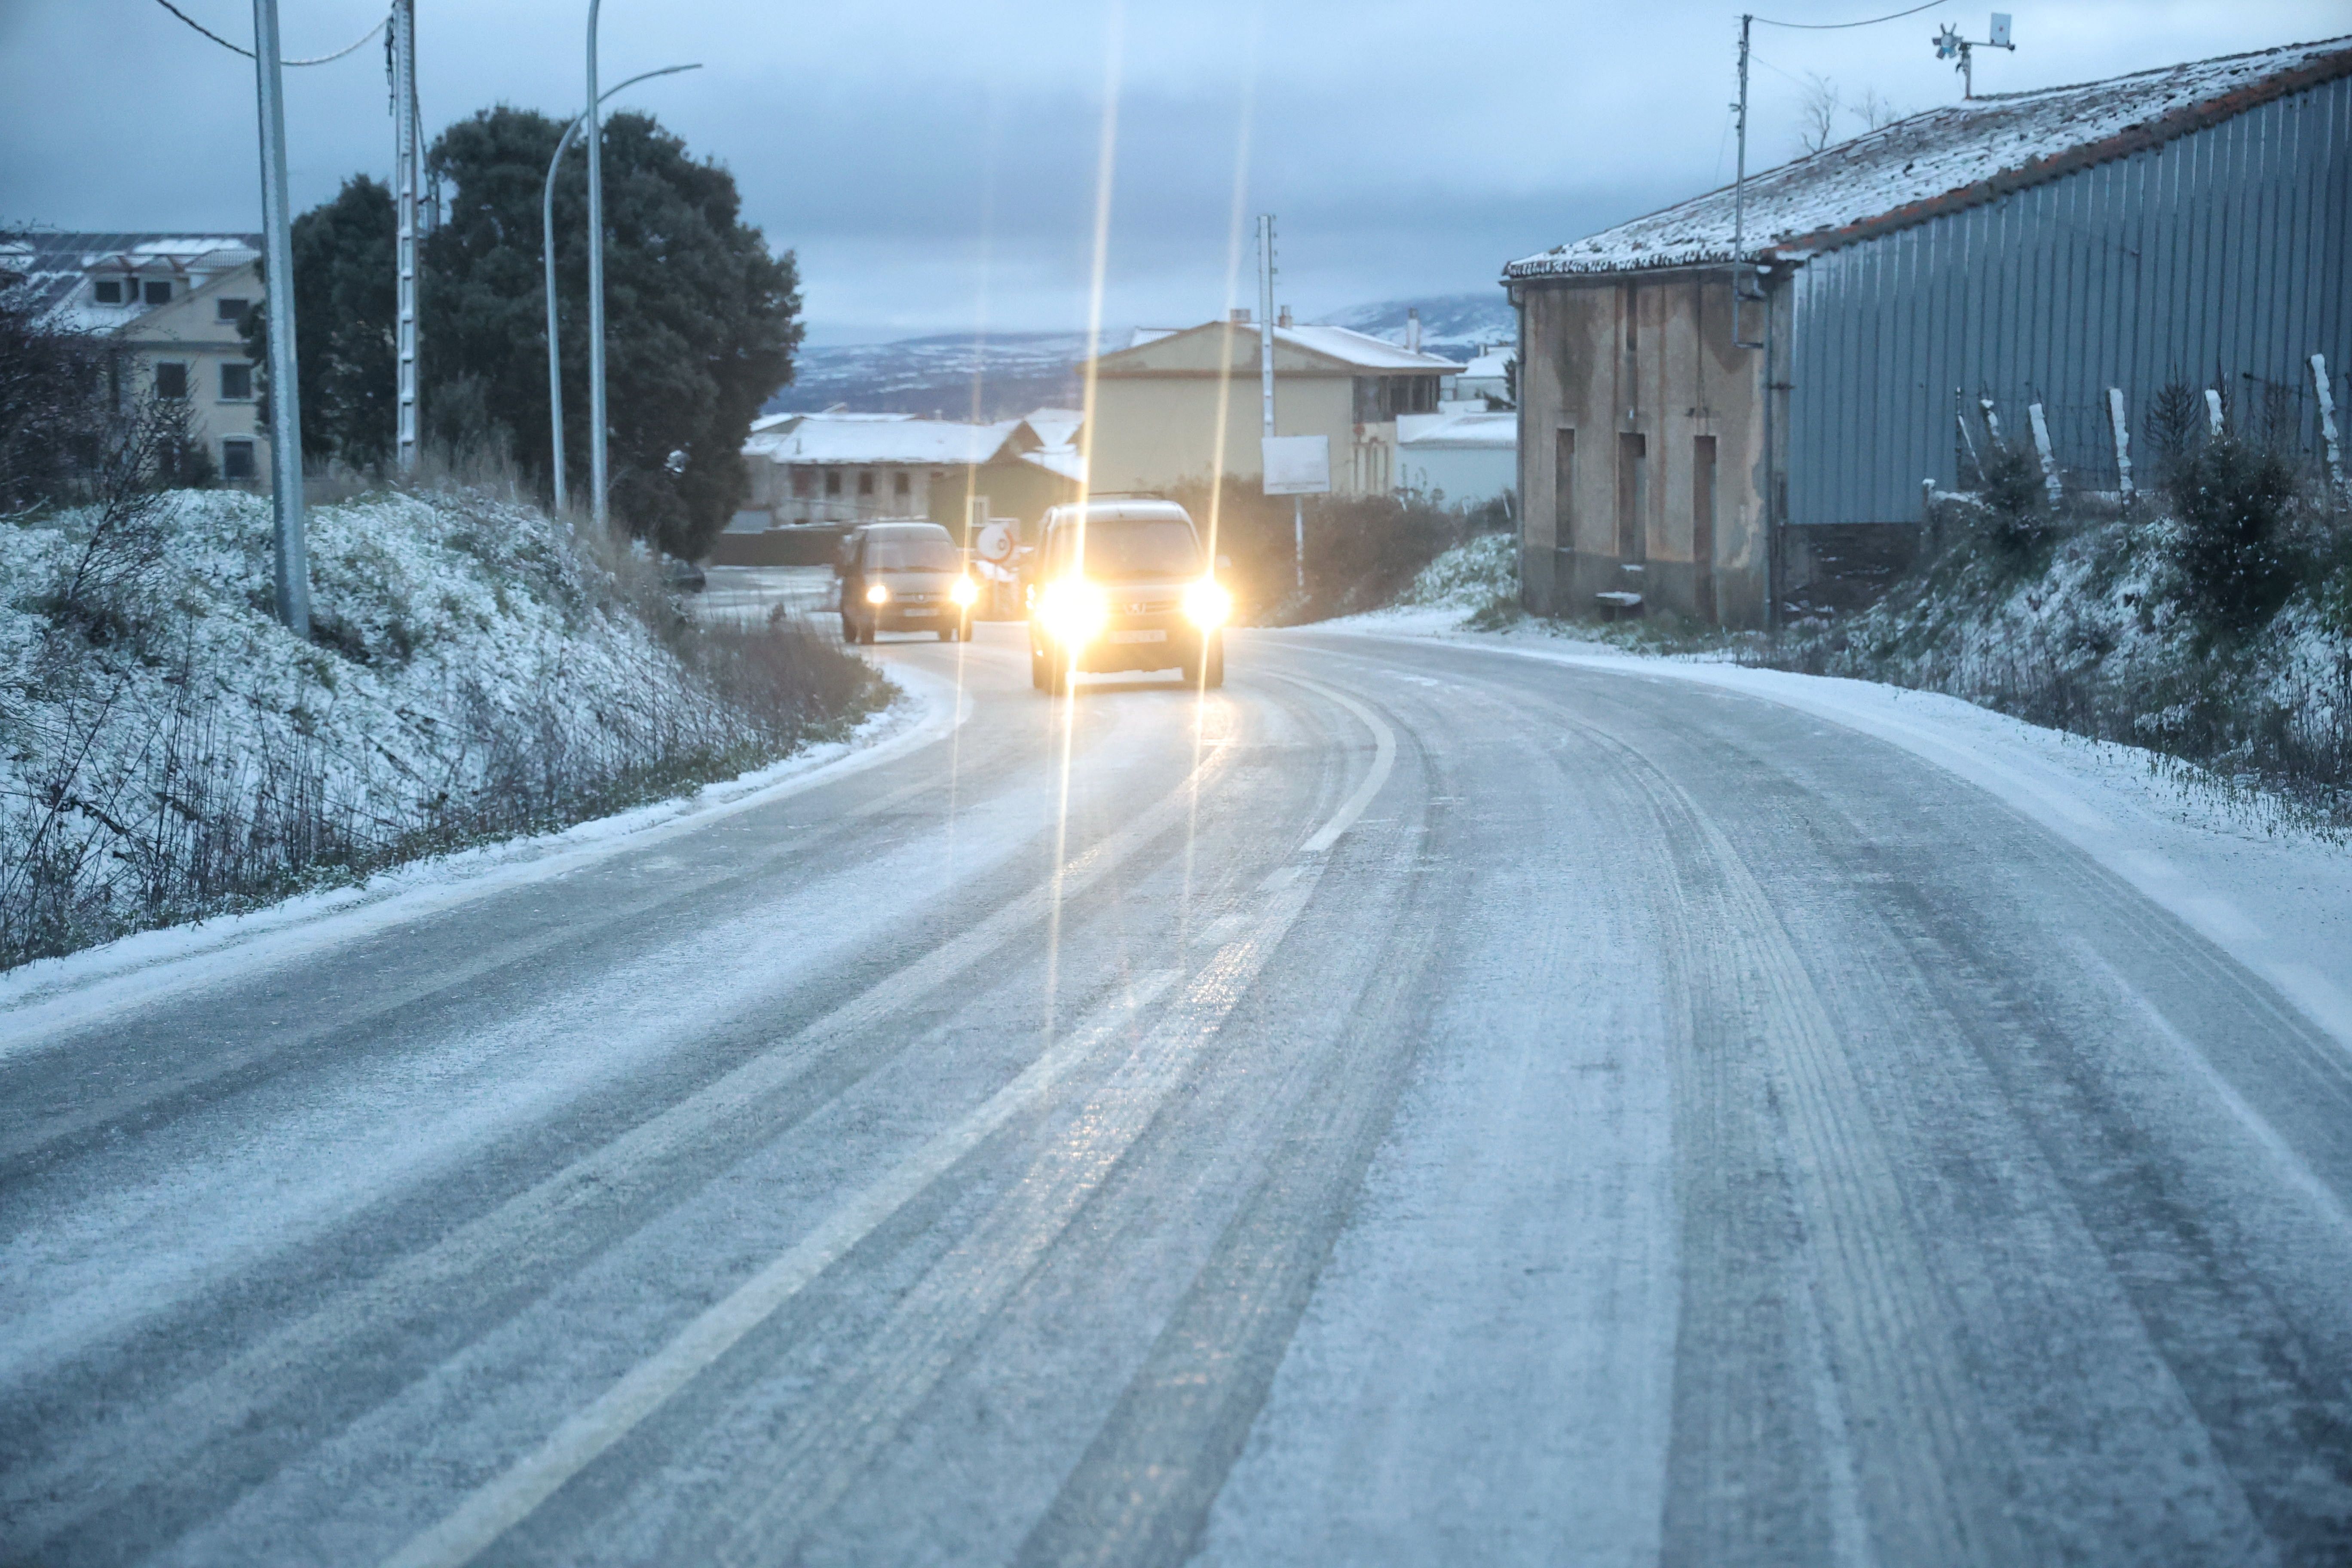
left=1049, top=518, right=1201, bottom=579
left=864, top=533, right=958, bottom=571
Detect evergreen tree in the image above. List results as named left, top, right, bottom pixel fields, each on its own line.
left=425, top=106, right=802, bottom=558
left=239, top=175, right=398, bottom=468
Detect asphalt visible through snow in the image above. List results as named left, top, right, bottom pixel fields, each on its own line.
left=3, top=622, right=2350, bottom=1566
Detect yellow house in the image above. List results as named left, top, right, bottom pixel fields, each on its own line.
left=1081, top=316, right=1461, bottom=499
left=4, top=233, right=270, bottom=482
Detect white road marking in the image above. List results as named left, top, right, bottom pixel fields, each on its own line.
left=1272, top=675, right=1396, bottom=855
left=376, top=672, right=1390, bottom=1567
left=377, top=971, right=1182, bottom=1568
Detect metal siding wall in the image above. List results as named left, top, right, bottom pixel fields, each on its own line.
left=1789, top=75, right=2352, bottom=524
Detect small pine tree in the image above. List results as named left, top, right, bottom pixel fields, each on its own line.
left=2165, top=434, right=2302, bottom=638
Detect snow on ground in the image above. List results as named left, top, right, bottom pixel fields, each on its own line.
left=0, top=662, right=960, bottom=1051
left=1, top=487, right=882, bottom=972
left=1318, top=595, right=2352, bottom=1058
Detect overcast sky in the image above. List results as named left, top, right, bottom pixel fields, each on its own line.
left=2, top=1, right=2341, bottom=343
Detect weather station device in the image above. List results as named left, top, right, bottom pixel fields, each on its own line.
left=1936, top=12, right=2015, bottom=99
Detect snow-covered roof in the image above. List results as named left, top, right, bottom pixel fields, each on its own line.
left=1459, top=350, right=1513, bottom=380
left=1127, top=326, right=1180, bottom=348
left=1092, top=319, right=1463, bottom=375
left=1022, top=407, right=1084, bottom=448
left=1274, top=323, right=1463, bottom=372
left=1021, top=446, right=1087, bottom=484
left=0, top=231, right=261, bottom=325
left=746, top=412, right=1027, bottom=466
left=1507, top=36, right=2352, bottom=279
left=1397, top=411, right=1517, bottom=449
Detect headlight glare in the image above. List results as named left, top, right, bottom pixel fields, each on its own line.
left=864, top=582, right=889, bottom=605
left=1182, top=579, right=1231, bottom=629
left=1037, top=579, right=1107, bottom=644
left=949, top=577, right=979, bottom=607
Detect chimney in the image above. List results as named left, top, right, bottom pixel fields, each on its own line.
left=1230, top=307, right=1251, bottom=325
left=1277, top=305, right=1293, bottom=328
left=1406, top=307, right=1421, bottom=354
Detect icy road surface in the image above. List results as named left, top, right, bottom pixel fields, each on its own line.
left=3, top=624, right=2349, bottom=1566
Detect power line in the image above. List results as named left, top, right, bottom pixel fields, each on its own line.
left=1752, top=0, right=1945, bottom=29
left=150, top=0, right=385, bottom=65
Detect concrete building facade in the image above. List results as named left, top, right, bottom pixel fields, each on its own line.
left=1504, top=37, right=2352, bottom=628
left=3, top=233, right=270, bottom=482
left=1083, top=318, right=1461, bottom=499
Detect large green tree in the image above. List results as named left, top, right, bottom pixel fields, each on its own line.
left=239, top=175, right=398, bottom=468
left=425, top=106, right=802, bottom=558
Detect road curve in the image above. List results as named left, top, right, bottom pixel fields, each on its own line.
left=2, top=623, right=2348, bottom=1567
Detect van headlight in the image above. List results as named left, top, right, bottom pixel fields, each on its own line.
left=949, top=577, right=979, bottom=607
left=1037, top=579, right=1107, bottom=644
left=1182, top=579, right=1231, bottom=629
left=864, top=582, right=889, bottom=605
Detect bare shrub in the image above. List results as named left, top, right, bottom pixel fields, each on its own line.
left=1164, top=474, right=1506, bottom=625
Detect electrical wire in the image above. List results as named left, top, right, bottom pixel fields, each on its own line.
left=1752, top=0, right=1945, bottom=28
left=150, top=0, right=386, bottom=65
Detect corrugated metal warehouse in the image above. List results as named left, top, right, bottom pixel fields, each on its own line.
left=1503, top=36, right=2352, bottom=629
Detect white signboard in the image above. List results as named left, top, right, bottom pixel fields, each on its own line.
left=1262, top=434, right=1332, bottom=496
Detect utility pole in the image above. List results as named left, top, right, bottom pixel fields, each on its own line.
left=1257, top=214, right=1299, bottom=591
left=390, top=0, right=420, bottom=472
left=585, top=0, right=610, bottom=530
left=252, top=0, right=309, bottom=635
left=1730, top=15, right=1762, bottom=352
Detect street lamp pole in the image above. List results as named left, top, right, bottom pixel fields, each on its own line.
left=544, top=63, right=699, bottom=518
left=252, top=0, right=309, bottom=634
left=585, top=0, right=609, bottom=530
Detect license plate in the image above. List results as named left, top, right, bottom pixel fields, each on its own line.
left=901, top=607, right=937, bottom=618
left=1107, top=629, right=1167, bottom=644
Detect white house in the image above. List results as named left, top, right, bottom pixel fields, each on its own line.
left=1396, top=410, right=1517, bottom=507
left=3, top=232, right=269, bottom=481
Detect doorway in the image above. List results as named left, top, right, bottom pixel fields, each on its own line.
left=1693, top=434, right=1717, bottom=622
left=1616, top=432, right=1647, bottom=562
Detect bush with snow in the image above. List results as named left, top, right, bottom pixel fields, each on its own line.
left=0, top=487, right=884, bottom=967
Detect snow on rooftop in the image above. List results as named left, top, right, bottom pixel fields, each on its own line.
left=1274, top=323, right=1464, bottom=372
left=1022, top=407, right=1084, bottom=448
left=1397, top=411, right=1517, bottom=448
left=1507, top=36, right=2352, bottom=278
left=747, top=412, right=1022, bottom=466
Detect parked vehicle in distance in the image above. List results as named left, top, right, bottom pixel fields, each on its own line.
left=835, top=521, right=978, bottom=643
left=1028, top=499, right=1228, bottom=694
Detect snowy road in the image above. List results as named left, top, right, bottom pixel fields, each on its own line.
left=3, top=624, right=2350, bottom=1566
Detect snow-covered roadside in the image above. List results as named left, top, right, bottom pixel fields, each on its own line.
left=1321, top=613, right=2352, bottom=1057
left=0, top=665, right=961, bottom=1053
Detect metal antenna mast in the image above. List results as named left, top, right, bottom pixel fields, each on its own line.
left=390, top=0, right=419, bottom=471
left=252, top=0, right=309, bottom=633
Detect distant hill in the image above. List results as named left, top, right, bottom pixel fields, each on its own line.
left=1319, top=293, right=1515, bottom=355
left=763, top=333, right=1087, bottom=422
left=763, top=293, right=1516, bottom=419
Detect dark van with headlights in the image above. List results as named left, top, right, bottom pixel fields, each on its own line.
left=1028, top=500, right=1228, bottom=694
left=836, top=521, right=976, bottom=643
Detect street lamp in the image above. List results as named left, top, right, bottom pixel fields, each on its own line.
left=585, top=0, right=607, bottom=529
left=544, top=62, right=700, bottom=516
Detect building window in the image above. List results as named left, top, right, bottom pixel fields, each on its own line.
left=94, top=279, right=124, bottom=304
left=892, top=471, right=911, bottom=499
left=221, top=438, right=257, bottom=481
left=154, top=362, right=189, bottom=401
left=857, top=470, right=876, bottom=497
left=1616, top=432, right=1647, bottom=562
left=143, top=280, right=172, bottom=306
left=1553, top=429, right=1576, bottom=545
left=824, top=471, right=842, bottom=498
left=1692, top=435, right=1717, bottom=620
left=216, top=297, right=250, bottom=324
left=791, top=467, right=815, bottom=499
left=219, top=361, right=253, bottom=401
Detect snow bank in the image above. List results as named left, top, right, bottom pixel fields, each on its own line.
left=0, top=487, right=882, bottom=967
